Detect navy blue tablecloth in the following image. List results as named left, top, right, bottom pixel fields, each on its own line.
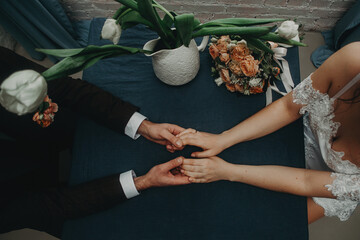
left=63, top=18, right=308, bottom=240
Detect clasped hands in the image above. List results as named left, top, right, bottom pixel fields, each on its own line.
left=137, top=120, right=231, bottom=190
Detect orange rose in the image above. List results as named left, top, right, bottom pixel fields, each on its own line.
left=219, top=35, right=230, bottom=43
left=216, top=42, right=228, bottom=53
left=235, top=84, right=244, bottom=93
left=209, top=44, right=219, bottom=60
left=228, top=61, right=242, bottom=75
left=225, top=83, right=236, bottom=92
left=219, top=53, right=230, bottom=63
left=231, top=43, right=250, bottom=62
left=220, top=69, right=231, bottom=83
left=32, top=95, right=58, bottom=128
left=240, top=55, right=259, bottom=77
left=249, top=80, right=265, bottom=94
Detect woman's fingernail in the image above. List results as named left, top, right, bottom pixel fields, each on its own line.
left=176, top=140, right=182, bottom=147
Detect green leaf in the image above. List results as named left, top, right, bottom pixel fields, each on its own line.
left=259, top=32, right=307, bottom=47
left=193, top=18, right=201, bottom=28
left=115, top=0, right=138, bottom=11
left=245, top=37, right=274, bottom=54
left=120, top=10, right=155, bottom=30
left=42, top=45, right=152, bottom=81
left=113, top=5, right=129, bottom=19
left=36, top=48, right=83, bottom=57
left=192, top=26, right=273, bottom=38
left=163, top=12, right=174, bottom=28
left=137, top=0, right=174, bottom=48
left=174, top=14, right=194, bottom=47
left=195, top=18, right=285, bottom=30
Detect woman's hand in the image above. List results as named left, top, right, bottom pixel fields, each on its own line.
left=176, top=129, right=229, bottom=158
left=181, top=156, right=232, bottom=183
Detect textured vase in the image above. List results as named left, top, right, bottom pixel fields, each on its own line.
left=143, top=36, right=209, bottom=86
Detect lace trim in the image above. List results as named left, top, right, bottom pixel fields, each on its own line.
left=292, top=75, right=340, bottom=138
left=293, top=75, right=360, bottom=174
left=326, top=173, right=360, bottom=202
left=313, top=197, right=357, bottom=221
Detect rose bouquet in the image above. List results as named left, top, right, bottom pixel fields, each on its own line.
left=209, top=20, right=301, bottom=95
left=210, top=36, right=280, bottom=95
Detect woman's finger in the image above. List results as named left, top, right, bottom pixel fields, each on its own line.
left=181, top=169, right=204, bottom=178
left=189, top=177, right=207, bottom=183
left=191, top=149, right=214, bottom=158
left=176, top=128, right=197, bottom=137
left=181, top=164, right=203, bottom=172
left=183, top=158, right=204, bottom=166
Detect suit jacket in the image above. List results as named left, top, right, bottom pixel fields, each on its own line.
left=0, top=46, right=138, bottom=238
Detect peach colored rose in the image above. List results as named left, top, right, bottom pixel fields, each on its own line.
left=216, top=42, right=228, bottom=53
left=225, top=83, right=236, bottom=92
left=209, top=44, right=220, bottom=60
left=220, top=69, right=231, bottom=83
left=249, top=80, right=265, bottom=94
left=231, top=44, right=250, bottom=62
left=228, top=61, right=242, bottom=75
left=32, top=95, right=58, bottom=128
left=219, top=53, right=230, bottom=63
left=272, top=67, right=281, bottom=77
left=218, top=35, right=230, bottom=43
left=235, top=84, right=244, bottom=93
left=240, top=55, right=259, bottom=77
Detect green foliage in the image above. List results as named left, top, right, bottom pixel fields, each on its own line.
left=38, top=45, right=151, bottom=81
left=39, top=0, right=307, bottom=82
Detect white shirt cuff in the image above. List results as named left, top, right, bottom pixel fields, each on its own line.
left=125, top=112, right=147, bottom=139
left=119, top=170, right=140, bottom=199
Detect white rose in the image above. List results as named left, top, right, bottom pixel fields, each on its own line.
left=277, top=20, right=299, bottom=40
left=101, top=18, right=122, bottom=44
left=0, top=70, right=47, bottom=115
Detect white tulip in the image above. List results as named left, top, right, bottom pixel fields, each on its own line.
left=277, top=20, right=299, bottom=40
left=0, top=70, right=47, bottom=116
left=101, top=18, right=122, bottom=44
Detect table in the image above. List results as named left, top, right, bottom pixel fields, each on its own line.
left=62, top=18, right=308, bottom=240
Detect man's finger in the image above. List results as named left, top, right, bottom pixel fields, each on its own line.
left=169, top=124, right=186, bottom=135
left=161, top=129, right=183, bottom=147
left=171, top=175, right=191, bottom=185
left=162, top=157, right=184, bottom=170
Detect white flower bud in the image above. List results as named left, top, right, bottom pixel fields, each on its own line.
left=0, top=70, right=47, bottom=115
left=101, top=18, right=122, bottom=44
left=214, top=77, right=224, bottom=86
left=277, top=20, right=299, bottom=40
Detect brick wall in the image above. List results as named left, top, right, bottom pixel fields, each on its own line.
left=60, top=0, right=357, bottom=32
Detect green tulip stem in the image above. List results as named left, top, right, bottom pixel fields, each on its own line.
left=116, top=8, right=132, bottom=24
left=152, top=4, right=174, bottom=21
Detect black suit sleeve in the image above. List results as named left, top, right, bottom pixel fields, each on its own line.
left=0, top=46, right=139, bottom=135
left=0, top=174, right=128, bottom=238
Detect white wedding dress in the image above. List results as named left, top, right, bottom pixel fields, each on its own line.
left=292, top=73, right=360, bottom=221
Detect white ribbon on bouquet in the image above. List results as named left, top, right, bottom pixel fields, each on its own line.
left=265, top=47, right=294, bottom=105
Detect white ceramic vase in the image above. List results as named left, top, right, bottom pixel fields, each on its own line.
left=143, top=36, right=209, bottom=86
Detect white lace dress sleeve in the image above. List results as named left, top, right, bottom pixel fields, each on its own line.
left=292, top=74, right=360, bottom=221
left=314, top=173, right=360, bottom=221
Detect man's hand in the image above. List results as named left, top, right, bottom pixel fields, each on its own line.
left=137, top=120, right=185, bottom=151
left=134, top=157, right=190, bottom=191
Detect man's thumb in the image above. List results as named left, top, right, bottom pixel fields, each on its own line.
left=164, top=157, right=183, bottom=170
